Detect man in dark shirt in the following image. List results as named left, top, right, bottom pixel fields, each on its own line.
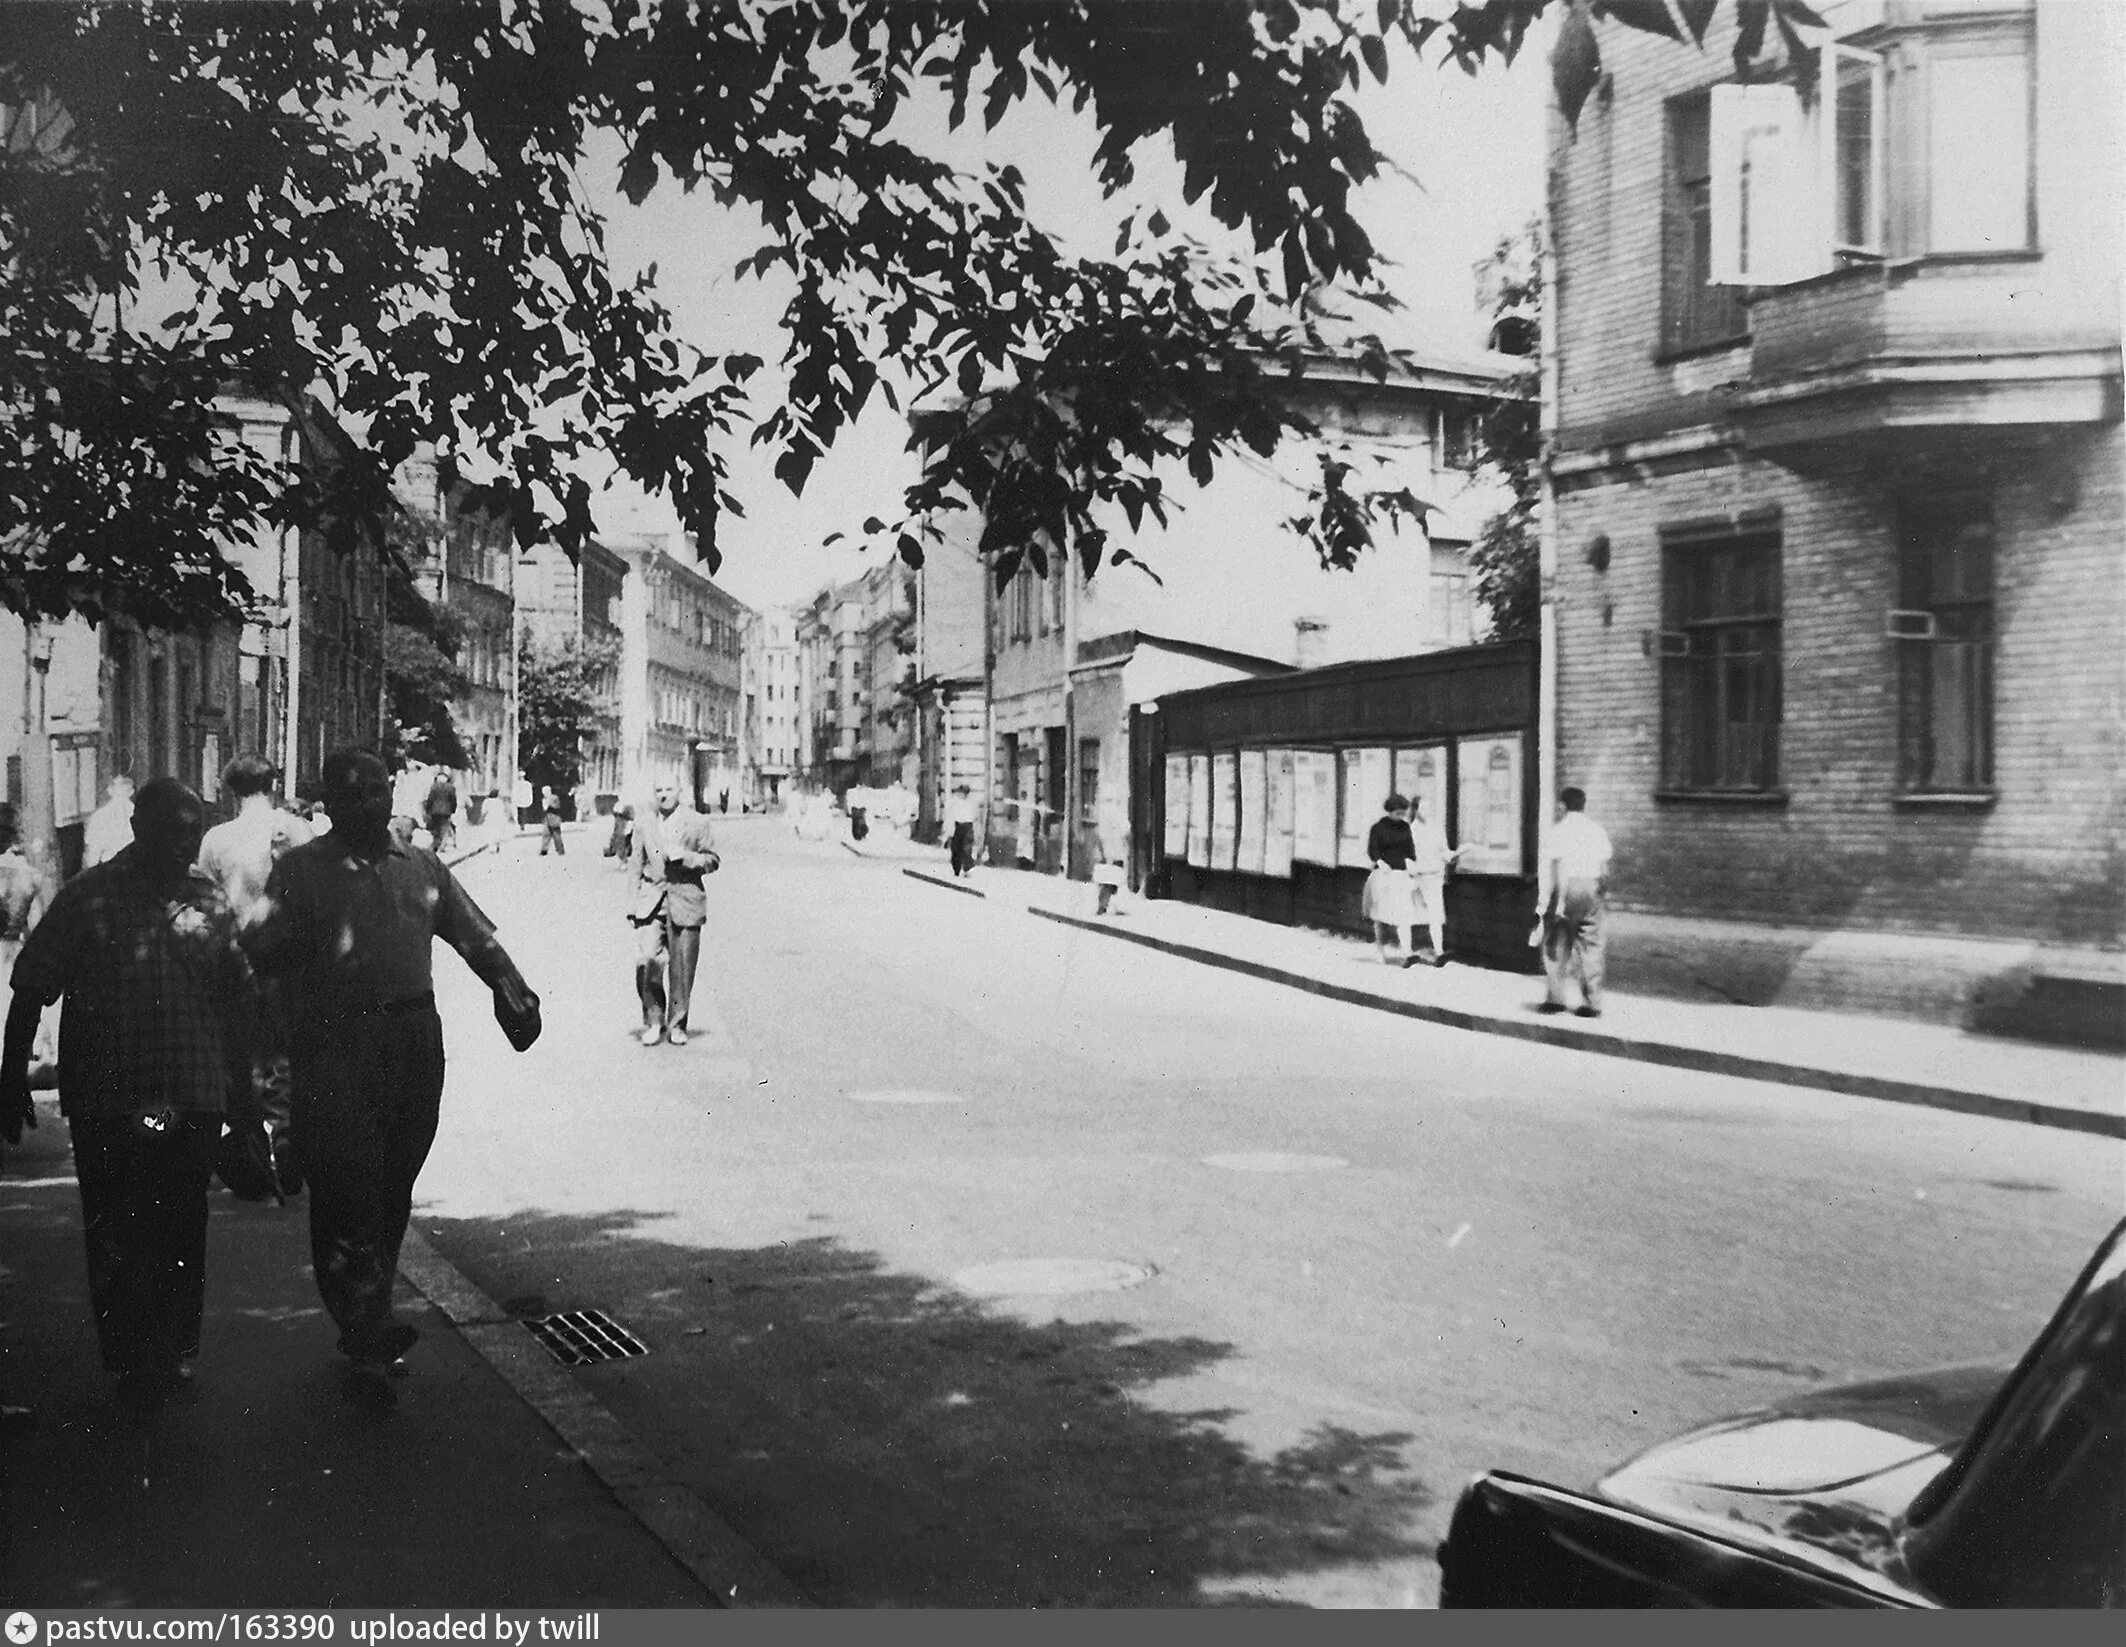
left=1, top=779, right=251, bottom=1413
left=242, top=748, right=539, bottom=1410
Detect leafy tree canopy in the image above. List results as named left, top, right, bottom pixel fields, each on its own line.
left=517, top=631, right=615, bottom=800
left=1, top=0, right=1823, bottom=628
left=1468, top=217, right=1541, bottom=641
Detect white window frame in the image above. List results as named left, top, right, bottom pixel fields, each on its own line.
left=1822, top=38, right=1887, bottom=261
left=1709, top=82, right=1815, bottom=286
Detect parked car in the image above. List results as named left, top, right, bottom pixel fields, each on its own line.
left=1439, top=1218, right=2125, bottom=1607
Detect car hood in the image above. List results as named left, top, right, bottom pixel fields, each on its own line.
left=1595, top=1362, right=2011, bottom=1598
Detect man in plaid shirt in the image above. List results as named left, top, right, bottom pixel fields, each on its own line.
left=1, top=779, right=251, bottom=1414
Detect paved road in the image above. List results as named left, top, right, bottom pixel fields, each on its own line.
left=418, top=818, right=2122, bottom=1607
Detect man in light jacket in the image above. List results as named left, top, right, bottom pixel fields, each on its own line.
left=627, top=780, right=719, bottom=1047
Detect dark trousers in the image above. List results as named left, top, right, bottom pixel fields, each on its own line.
left=292, top=1007, right=446, bottom=1358
left=426, top=814, right=457, bottom=855
left=636, top=918, right=703, bottom=1032
left=949, top=822, right=974, bottom=876
left=540, top=812, right=565, bottom=854
left=69, top=1111, right=218, bottom=1377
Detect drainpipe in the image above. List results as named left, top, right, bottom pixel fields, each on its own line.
left=1537, top=140, right=1562, bottom=850
left=280, top=417, right=303, bottom=797
left=1060, top=547, right=1078, bottom=880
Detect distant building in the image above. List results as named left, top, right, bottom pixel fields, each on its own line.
left=1546, top=0, right=2123, bottom=1033
left=612, top=536, right=747, bottom=809
left=746, top=606, right=804, bottom=804
left=5, top=395, right=388, bottom=875
left=517, top=538, right=628, bottom=809
left=797, top=578, right=867, bottom=795
left=909, top=524, right=988, bottom=843
left=982, top=344, right=1520, bottom=878
left=394, top=455, right=517, bottom=806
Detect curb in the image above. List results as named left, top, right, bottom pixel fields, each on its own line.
left=902, top=866, right=986, bottom=899
left=397, top=1228, right=812, bottom=1609
left=1018, top=906, right=2122, bottom=1140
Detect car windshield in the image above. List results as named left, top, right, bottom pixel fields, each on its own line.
left=1903, top=1221, right=2126, bottom=1606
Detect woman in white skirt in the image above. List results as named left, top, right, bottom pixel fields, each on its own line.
left=1362, top=793, right=1421, bottom=965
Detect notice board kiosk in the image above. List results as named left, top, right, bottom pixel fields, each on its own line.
left=1132, top=640, right=1540, bottom=971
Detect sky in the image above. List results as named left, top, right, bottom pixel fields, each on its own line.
left=585, top=23, right=1552, bottom=614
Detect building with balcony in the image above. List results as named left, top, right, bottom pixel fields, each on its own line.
left=517, top=538, right=628, bottom=809
left=1546, top=0, right=2122, bottom=1035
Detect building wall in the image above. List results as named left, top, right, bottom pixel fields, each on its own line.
left=1550, top=4, right=2126, bottom=994
left=1554, top=5, right=2123, bottom=456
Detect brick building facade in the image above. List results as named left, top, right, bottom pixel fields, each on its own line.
left=1547, top=0, right=2122, bottom=1031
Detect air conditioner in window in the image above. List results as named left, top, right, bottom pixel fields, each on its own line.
left=1656, top=632, right=1693, bottom=657
left=1885, top=609, right=1938, bottom=640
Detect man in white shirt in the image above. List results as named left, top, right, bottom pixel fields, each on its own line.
left=1536, top=785, right=1614, bottom=1018
left=80, top=775, right=135, bottom=868
left=197, top=755, right=314, bottom=1198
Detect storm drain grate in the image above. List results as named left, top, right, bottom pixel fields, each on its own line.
left=525, top=1309, right=650, bottom=1366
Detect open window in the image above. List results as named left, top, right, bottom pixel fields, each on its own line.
left=1708, top=0, right=2032, bottom=284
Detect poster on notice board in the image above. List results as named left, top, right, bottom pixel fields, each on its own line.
left=1339, top=748, right=1391, bottom=868
left=1395, top=745, right=1448, bottom=831
left=1210, top=751, right=1239, bottom=871
left=1263, top=749, right=1297, bottom=879
left=1236, top=749, right=1268, bottom=875
left=1163, top=754, right=1190, bottom=857
left=1454, top=733, right=1523, bottom=875
left=1293, top=750, right=1337, bottom=866
left=1186, top=753, right=1211, bottom=867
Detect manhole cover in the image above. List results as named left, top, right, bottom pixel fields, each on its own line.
left=526, top=1309, right=650, bottom=1366
left=952, top=1259, right=1156, bottom=1297
left=848, top=1089, right=965, bottom=1105
left=1202, top=1152, right=1349, bottom=1173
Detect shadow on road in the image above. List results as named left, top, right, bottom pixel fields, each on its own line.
left=427, top=1208, right=1436, bottom=1606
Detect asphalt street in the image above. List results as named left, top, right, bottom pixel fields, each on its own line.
left=416, top=816, right=2124, bottom=1607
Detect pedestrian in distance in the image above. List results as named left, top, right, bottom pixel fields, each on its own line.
left=0, top=801, right=47, bottom=985
left=539, top=785, right=566, bottom=855
left=946, top=784, right=978, bottom=878
left=1, top=779, right=253, bottom=1415
left=239, top=748, right=540, bottom=1412
left=80, top=773, right=136, bottom=869
left=1362, top=793, right=1421, bottom=967
left=196, top=756, right=314, bottom=1202
left=1535, top=785, right=1614, bottom=1018
left=423, top=768, right=459, bottom=856
left=1406, top=792, right=1465, bottom=967
left=0, top=806, right=55, bottom=1093
left=388, top=762, right=428, bottom=851
left=627, top=780, right=719, bottom=1048
left=604, top=801, right=635, bottom=861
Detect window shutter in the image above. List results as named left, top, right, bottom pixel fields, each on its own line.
left=1710, top=83, right=1814, bottom=285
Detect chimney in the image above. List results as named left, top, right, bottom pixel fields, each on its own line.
left=1294, top=617, right=1330, bottom=670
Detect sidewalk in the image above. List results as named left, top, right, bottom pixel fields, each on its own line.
left=0, top=1119, right=727, bottom=1606
left=0, top=831, right=799, bottom=1611
left=850, top=833, right=2126, bottom=1140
